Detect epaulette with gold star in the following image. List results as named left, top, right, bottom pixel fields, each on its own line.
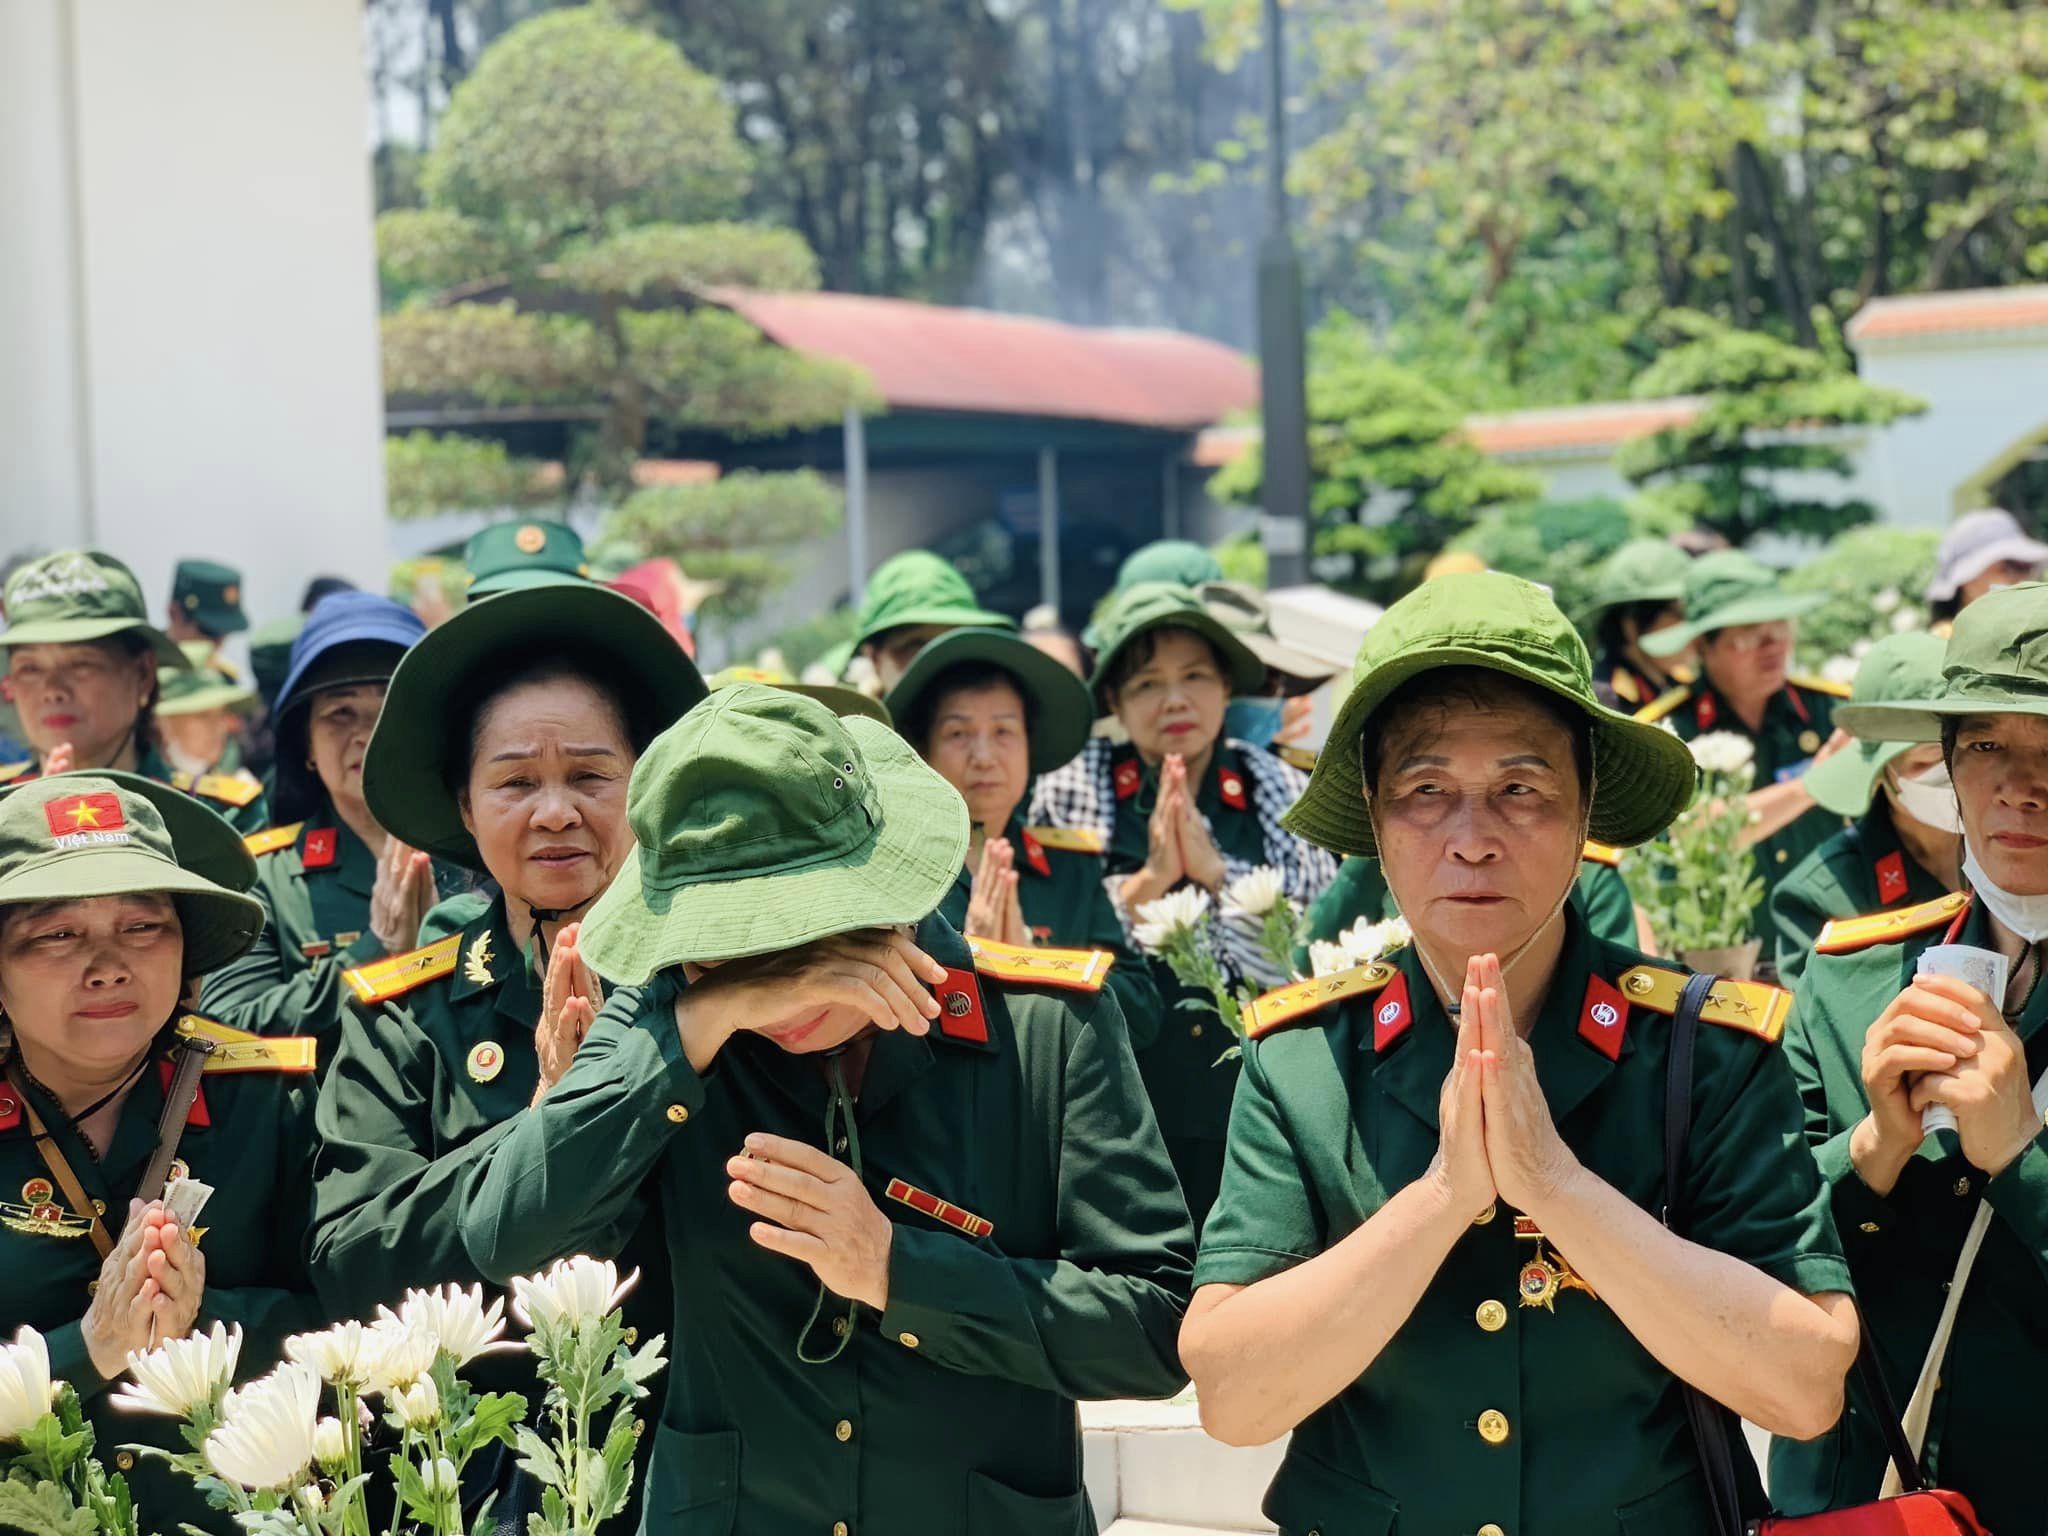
left=242, top=822, right=304, bottom=858
left=342, top=935, right=461, bottom=1005
left=1814, top=891, right=1971, bottom=957
left=0, top=761, right=33, bottom=786
left=173, top=1015, right=317, bottom=1073
left=1633, top=686, right=1691, bottom=726
left=1580, top=840, right=1623, bottom=868
left=1246, top=962, right=1397, bottom=1040
left=1021, top=825, right=1105, bottom=855
left=173, top=769, right=263, bottom=808
left=967, top=936, right=1113, bottom=993
left=1791, top=673, right=1853, bottom=701
left=1614, top=966, right=1793, bottom=1045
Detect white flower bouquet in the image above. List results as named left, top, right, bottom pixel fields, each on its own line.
left=1620, top=731, right=1767, bottom=956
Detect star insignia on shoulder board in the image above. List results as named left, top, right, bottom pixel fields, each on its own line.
left=463, top=931, right=496, bottom=987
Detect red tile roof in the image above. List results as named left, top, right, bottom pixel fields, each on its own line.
left=712, top=289, right=1259, bottom=431
left=1462, top=398, right=1703, bottom=456
left=1849, top=285, right=2048, bottom=344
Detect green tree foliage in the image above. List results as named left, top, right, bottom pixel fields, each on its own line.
left=1210, top=314, right=1539, bottom=598
left=1783, top=525, right=1941, bottom=670
left=1617, top=311, right=1927, bottom=545
left=1450, top=497, right=1681, bottom=629
left=385, top=431, right=554, bottom=521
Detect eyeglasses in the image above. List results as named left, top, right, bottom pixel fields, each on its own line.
left=1708, top=621, right=1793, bottom=654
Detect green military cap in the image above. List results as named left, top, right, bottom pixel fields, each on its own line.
left=1116, top=539, right=1224, bottom=594
left=579, top=684, right=968, bottom=982
left=0, top=772, right=262, bottom=974
left=1285, top=570, right=1698, bottom=857
left=247, top=613, right=305, bottom=712
left=1198, top=580, right=1341, bottom=694
left=1801, top=633, right=1948, bottom=816
left=364, top=582, right=707, bottom=871
left=1087, top=582, right=1265, bottom=706
left=710, top=665, right=892, bottom=727
left=171, top=559, right=249, bottom=636
left=0, top=551, right=188, bottom=669
left=463, top=519, right=590, bottom=597
left=1835, top=580, right=2048, bottom=743
left=883, top=626, right=1093, bottom=771
left=1578, top=538, right=1692, bottom=620
left=155, top=642, right=257, bottom=717
left=851, top=551, right=1011, bottom=652
left=1640, top=549, right=1823, bottom=657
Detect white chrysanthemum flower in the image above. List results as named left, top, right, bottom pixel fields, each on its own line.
left=1851, top=637, right=1875, bottom=659
left=378, top=1283, right=513, bottom=1369
left=1872, top=588, right=1901, bottom=614
left=1687, top=731, right=1756, bottom=777
left=362, top=1321, right=438, bottom=1395
left=1307, top=941, right=1354, bottom=979
left=1338, top=915, right=1412, bottom=966
left=312, top=1417, right=348, bottom=1470
left=1820, top=655, right=1859, bottom=687
left=285, top=1321, right=384, bottom=1389
left=1222, top=866, right=1285, bottom=917
left=511, top=1257, right=641, bottom=1333
left=422, top=1458, right=459, bottom=1502
left=1890, top=607, right=1922, bottom=633
left=390, top=1376, right=440, bottom=1430
left=1132, top=886, right=1214, bottom=954
left=204, top=1362, right=319, bottom=1491
left=113, top=1323, right=242, bottom=1418
left=0, top=1327, right=54, bottom=1442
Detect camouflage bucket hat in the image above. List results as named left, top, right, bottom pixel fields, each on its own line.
left=463, top=520, right=590, bottom=597
left=0, top=552, right=188, bottom=669
left=1285, top=572, right=1700, bottom=858
left=1802, top=632, right=1948, bottom=816
left=578, top=685, right=969, bottom=982
left=851, top=551, right=1011, bottom=651
left=0, top=773, right=262, bottom=975
left=1087, top=582, right=1266, bottom=708
left=1835, top=581, right=2048, bottom=743
left=882, top=626, right=1094, bottom=771
left=1578, top=538, right=1692, bottom=621
left=1641, top=550, right=1822, bottom=657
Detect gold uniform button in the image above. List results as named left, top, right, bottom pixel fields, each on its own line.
left=1471, top=1202, right=1497, bottom=1226
left=1859, top=1221, right=1881, bottom=1234
left=831, top=1317, right=849, bottom=1338
left=1475, top=1300, right=1508, bottom=1333
left=1479, top=1525, right=1506, bottom=1536
left=666, top=1103, right=690, bottom=1124
left=1775, top=849, right=1789, bottom=864
left=898, top=1332, right=920, bottom=1349
left=115, top=1451, right=135, bottom=1471
left=1477, top=1409, right=1510, bottom=1446
left=1954, top=1177, right=1972, bottom=1197
left=835, top=1419, right=853, bottom=1443
left=834, top=1524, right=849, bottom=1536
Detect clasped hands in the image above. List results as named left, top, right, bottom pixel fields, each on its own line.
left=82, top=1202, right=205, bottom=1379
left=1122, top=754, right=1227, bottom=909
left=1429, top=954, right=1584, bottom=1224
left=963, top=838, right=1032, bottom=947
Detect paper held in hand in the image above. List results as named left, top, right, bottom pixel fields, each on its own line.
left=163, top=1172, right=214, bottom=1230
left=1916, top=944, right=2010, bottom=1138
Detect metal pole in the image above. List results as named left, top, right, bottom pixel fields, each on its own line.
left=844, top=407, right=869, bottom=605
left=1038, top=446, right=1062, bottom=615
left=1162, top=451, right=1181, bottom=540
left=1257, top=0, right=1312, bottom=588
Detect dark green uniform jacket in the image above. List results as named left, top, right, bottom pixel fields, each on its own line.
left=198, top=808, right=468, bottom=1047
left=1640, top=676, right=1847, bottom=911
left=1197, top=913, right=1851, bottom=1536
left=1766, top=800, right=1955, bottom=987
left=455, top=914, right=1194, bottom=1536
left=936, top=814, right=1162, bottom=1053
left=1771, top=893, right=2048, bottom=1535
left=0, top=1019, right=323, bottom=1535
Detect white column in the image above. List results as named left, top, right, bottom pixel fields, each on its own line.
left=1038, top=446, right=1061, bottom=613
left=844, top=408, right=870, bottom=604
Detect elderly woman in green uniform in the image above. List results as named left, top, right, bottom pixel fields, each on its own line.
left=197, top=593, right=470, bottom=1044
left=151, top=643, right=256, bottom=780
left=1583, top=538, right=1694, bottom=712
left=1768, top=633, right=1962, bottom=986
left=886, top=625, right=1161, bottom=1042
left=848, top=550, right=1014, bottom=693
left=455, top=685, right=1193, bottom=1535
left=0, top=772, right=320, bottom=1533
left=1032, top=582, right=1339, bottom=1225
left=1769, top=583, right=2048, bottom=1533
left=1180, top=572, right=1859, bottom=1536
left=0, top=552, right=267, bottom=833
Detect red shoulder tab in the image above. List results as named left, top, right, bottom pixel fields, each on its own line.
left=1577, top=975, right=1630, bottom=1062
left=934, top=967, right=991, bottom=1046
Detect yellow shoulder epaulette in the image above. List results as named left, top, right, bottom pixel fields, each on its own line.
left=242, top=822, right=303, bottom=858
left=1634, top=686, right=1691, bottom=726
left=174, top=1015, right=317, bottom=1074
left=966, top=936, right=1113, bottom=993
left=1581, top=840, right=1622, bottom=868
left=342, top=935, right=462, bottom=1005
left=1814, top=890, right=1971, bottom=957
left=0, top=761, right=33, bottom=785
left=1615, top=966, right=1793, bottom=1044
left=188, top=771, right=262, bottom=808
left=1792, top=673, right=1853, bottom=701
left=1276, top=744, right=1320, bottom=773
left=1247, top=962, right=1397, bottom=1040
left=1023, top=825, right=1105, bottom=856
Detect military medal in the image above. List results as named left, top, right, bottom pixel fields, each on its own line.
left=467, top=1041, right=505, bottom=1083
left=1516, top=1215, right=1596, bottom=1310
left=464, top=931, right=496, bottom=987
left=3, top=1179, right=93, bottom=1240
left=1799, top=729, right=1821, bottom=754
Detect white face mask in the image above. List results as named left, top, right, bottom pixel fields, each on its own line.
left=1890, top=759, right=1965, bottom=836
left=1963, top=844, right=2048, bottom=944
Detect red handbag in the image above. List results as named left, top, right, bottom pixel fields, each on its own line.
left=1663, top=974, right=1993, bottom=1536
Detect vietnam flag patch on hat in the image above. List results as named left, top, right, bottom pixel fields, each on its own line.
left=44, top=792, right=129, bottom=848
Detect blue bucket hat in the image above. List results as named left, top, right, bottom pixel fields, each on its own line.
left=272, top=593, right=427, bottom=822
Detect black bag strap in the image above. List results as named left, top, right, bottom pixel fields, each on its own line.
left=1663, top=970, right=1929, bottom=1536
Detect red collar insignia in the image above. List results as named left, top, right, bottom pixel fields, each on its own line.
left=302, top=827, right=338, bottom=870
left=1695, top=692, right=1718, bottom=732
left=1577, top=975, right=1630, bottom=1062
left=1218, top=768, right=1248, bottom=811
left=934, top=967, right=990, bottom=1045
left=156, top=1061, right=210, bottom=1127
left=1875, top=850, right=1909, bottom=905
left=1020, top=831, right=1051, bottom=879
left=1113, top=758, right=1142, bottom=801
left=1372, top=971, right=1413, bottom=1052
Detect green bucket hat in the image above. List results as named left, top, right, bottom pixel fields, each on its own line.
left=1088, top=582, right=1266, bottom=707
left=1801, top=633, right=1948, bottom=816
left=171, top=559, right=249, bottom=637
left=1834, top=581, right=2048, bottom=744
left=1578, top=538, right=1691, bottom=621
left=883, top=627, right=1094, bottom=771
left=1640, top=550, right=1822, bottom=657
left=0, top=772, right=262, bottom=975
left=155, top=642, right=257, bottom=718
left=577, top=685, right=969, bottom=982
left=463, top=520, right=591, bottom=597
left=364, top=583, right=708, bottom=871
left=1116, top=540, right=1225, bottom=594
left=852, top=551, right=1011, bottom=652
left=710, top=666, right=892, bottom=727
left=0, top=552, right=189, bottom=670
left=1284, top=571, right=1700, bottom=857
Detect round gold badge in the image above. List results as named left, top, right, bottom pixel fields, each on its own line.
left=514, top=524, right=547, bottom=554
left=467, top=1041, right=505, bottom=1083
left=20, top=1178, right=52, bottom=1207
left=1798, top=729, right=1821, bottom=754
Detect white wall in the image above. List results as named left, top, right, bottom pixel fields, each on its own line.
left=0, top=0, right=387, bottom=643
left=1857, top=336, right=2048, bottom=526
